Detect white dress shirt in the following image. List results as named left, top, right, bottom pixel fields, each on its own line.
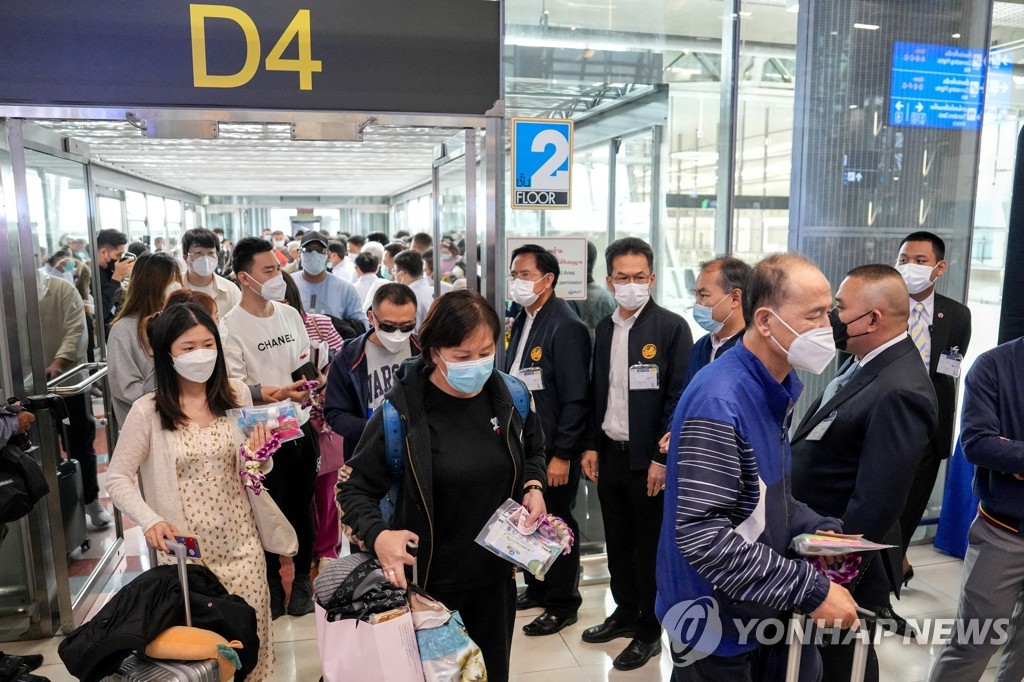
left=354, top=273, right=379, bottom=306
left=908, top=291, right=934, bottom=367
left=856, top=332, right=909, bottom=368
left=510, top=307, right=541, bottom=375
left=601, top=300, right=648, bottom=442
left=710, top=332, right=730, bottom=361
left=409, top=276, right=436, bottom=330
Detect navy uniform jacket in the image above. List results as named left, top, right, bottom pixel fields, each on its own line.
left=505, top=296, right=591, bottom=461
left=927, top=293, right=971, bottom=459
left=685, top=330, right=743, bottom=386
left=586, top=298, right=693, bottom=470
left=791, top=336, right=938, bottom=605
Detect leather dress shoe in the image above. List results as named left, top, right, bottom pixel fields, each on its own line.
left=874, top=604, right=917, bottom=638
left=523, top=611, right=578, bottom=637
left=613, top=637, right=662, bottom=671
left=581, top=618, right=637, bottom=644
left=516, top=593, right=544, bottom=611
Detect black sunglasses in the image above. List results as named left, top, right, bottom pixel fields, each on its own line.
left=377, top=321, right=416, bottom=334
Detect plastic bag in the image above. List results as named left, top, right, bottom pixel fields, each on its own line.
left=409, top=590, right=486, bottom=682
left=474, top=498, right=573, bottom=580
left=228, top=400, right=303, bottom=443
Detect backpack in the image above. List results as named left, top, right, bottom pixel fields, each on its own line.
left=0, top=443, right=50, bottom=523
left=378, top=372, right=531, bottom=523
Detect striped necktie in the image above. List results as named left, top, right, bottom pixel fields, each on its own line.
left=909, top=303, right=928, bottom=364
left=821, top=361, right=859, bottom=404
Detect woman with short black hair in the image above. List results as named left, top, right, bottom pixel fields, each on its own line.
left=337, top=289, right=548, bottom=682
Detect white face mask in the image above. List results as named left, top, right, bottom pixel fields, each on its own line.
left=171, top=348, right=218, bottom=383
left=376, top=328, right=413, bottom=353
left=302, top=251, right=328, bottom=276
left=510, top=277, right=542, bottom=308
left=189, top=255, right=218, bottom=278
left=767, top=309, right=836, bottom=375
left=247, top=273, right=287, bottom=301
left=896, top=263, right=936, bottom=295
left=165, top=281, right=182, bottom=298
left=613, top=282, right=651, bottom=311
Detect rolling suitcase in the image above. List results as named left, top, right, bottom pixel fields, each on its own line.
left=785, top=613, right=869, bottom=681
left=58, top=458, right=90, bottom=555
left=101, top=541, right=220, bottom=682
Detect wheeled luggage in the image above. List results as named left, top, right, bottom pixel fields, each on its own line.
left=785, top=613, right=869, bottom=681
left=58, top=458, right=89, bottom=555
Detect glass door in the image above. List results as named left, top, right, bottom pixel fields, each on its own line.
left=431, top=130, right=479, bottom=295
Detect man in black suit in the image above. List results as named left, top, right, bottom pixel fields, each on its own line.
left=791, top=264, right=938, bottom=682
left=894, top=231, right=972, bottom=581
left=505, top=244, right=592, bottom=637
left=580, top=237, right=693, bottom=671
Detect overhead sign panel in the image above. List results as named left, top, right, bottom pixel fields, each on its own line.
left=511, top=118, right=573, bottom=209
left=889, top=41, right=988, bottom=131
left=0, top=1, right=500, bottom=115
left=507, top=237, right=587, bottom=300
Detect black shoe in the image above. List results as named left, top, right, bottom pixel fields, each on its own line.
left=612, top=638, right=662, bottom=671
left=523, top=611, right=578, bottom=637
left=288, top=575, right=315, bottom=616
left=269, top=581, right=286, bottom=620
left=516, top=593, right=544, bottom=611
left=0, top=654, right=29, bottom=681
left=903, top=567, right=915, bottom=587
left=0, top=653, right=41, bottom=672
left=875, top=604, right=916, bottom=637
left=581, top=618, right=637, bottom=644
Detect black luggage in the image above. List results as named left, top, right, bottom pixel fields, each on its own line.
left=58, top=458, right=89, bottom=555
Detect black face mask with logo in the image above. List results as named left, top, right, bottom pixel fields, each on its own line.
left=829, top=308, right=872, bottom=351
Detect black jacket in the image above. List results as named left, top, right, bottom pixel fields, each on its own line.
left=323, top=330, right=421, bottom=461
left=58, top=565, right=259, bottom=682
left=586, top=298, right=693, bottom=470
left=99, top=266, right=121, bottom=330
left=927, top=293, right=972, bottom=459
left=336, top=356, right=548, bottom=591
left=505, top=296, right=591, bottom=461
left=791, top=336, right=938, bottom=606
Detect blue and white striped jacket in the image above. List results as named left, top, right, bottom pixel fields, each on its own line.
left=655, top=339, right=837, bottom=657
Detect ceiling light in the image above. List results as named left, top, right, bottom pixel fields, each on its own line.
left=850, top=104, right=858, bottom=109
left=854, top=23, right=880, bottom=30
left=738, top=11, right=752, bottom=17
left=952, top=33, right=961, bottom=38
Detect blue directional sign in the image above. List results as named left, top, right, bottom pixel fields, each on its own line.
left=889, top=41, right=988, bottom=131
left=511, top=118, right=573, bottom=209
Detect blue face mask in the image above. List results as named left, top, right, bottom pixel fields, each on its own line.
left=438, top=353, right=494, bottom=394
left=692, top=294, right=733, bottom=334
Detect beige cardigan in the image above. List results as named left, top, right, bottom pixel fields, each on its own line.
left=106, top=379, right=266, bottom=534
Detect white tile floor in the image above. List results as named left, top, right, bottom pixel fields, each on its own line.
left=1, top=544, right=1011, bottom=681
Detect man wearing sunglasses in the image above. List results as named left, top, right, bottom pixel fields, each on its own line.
left=324, top=282, right=422, bottom=463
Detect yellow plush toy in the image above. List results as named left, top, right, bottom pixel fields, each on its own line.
left=144, top=625, right=243, bottom=682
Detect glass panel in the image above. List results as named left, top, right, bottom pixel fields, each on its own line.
left=615, top=131, right=653, bottom=241
left=124, top=190, right=146, bottom=243
left=146, top=194, right=167, bottom=252
left=97, top=196, right=125, bottom=233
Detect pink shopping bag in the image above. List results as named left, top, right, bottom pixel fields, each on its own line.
left=315, top=604, right=423, bottom=682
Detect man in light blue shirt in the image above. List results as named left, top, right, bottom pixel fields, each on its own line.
left=294, top=231, right=369, bottom=329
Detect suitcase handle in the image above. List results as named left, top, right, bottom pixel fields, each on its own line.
left=407, top=541, right=419, bottom=587
left=786, top=613, right=869, bottom=681
left=166, top=541, right=192, bottom=627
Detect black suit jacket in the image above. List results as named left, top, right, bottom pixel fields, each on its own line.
left=790, top=336, right=938, bottom=605
left=926, top=293, right=972, bottom=459
left=586, top=298, right=693, bottom=470
left=505, top=296, right=592, bottom=461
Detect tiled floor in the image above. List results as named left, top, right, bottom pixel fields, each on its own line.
left=2, top=543, right=1011, bottom=681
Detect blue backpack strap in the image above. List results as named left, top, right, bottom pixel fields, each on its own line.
left=499, top=371, right=531, bottom=424
left=379, top=399, right=405, bottom=523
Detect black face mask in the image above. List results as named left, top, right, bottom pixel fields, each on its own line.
left=829, top=308, right=872, bottom=351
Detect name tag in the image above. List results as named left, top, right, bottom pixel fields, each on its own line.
left=629, top=364, right=659, bottom=391
left=518, top=366, right=544, bottom=392
left=937, top=350, right=963, bottom=378
left=806, top=411, right=838, bottom=442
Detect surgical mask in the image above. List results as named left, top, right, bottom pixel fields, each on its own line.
left=172, top=348, right=218, bottom=383
left=272, top=239, right=285, bottom=249
left=510, top=278, right=541, bottom=308
left=61, top=260, right=76, bottom=274
left=768, top=309, right=836, bottom=375
left=165, top=281, right=182, bottom=298
left=693, top=294, right=733, bottom=334
left=896, top=263, right=936, bottom=295
left=302, top=251, right=328, bottom=276
left=380, top=264, right=392, bottom=281
left=189, top=255, right=218, bottom=277
left=248, top=273, right=287, bottom=301
left=441, top=252, right=453, bottom=262
left=829, top=308, right=872, bottom=351
left=613, top=282, right=650, bottom=311
left=437, top=353, right=494, bottom=394
left=377, top=327, right=413, bottom=353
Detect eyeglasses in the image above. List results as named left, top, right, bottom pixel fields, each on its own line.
left=506, top=273, right=544, bottom=282
left=376, top=321, right=416, bottom=333
left=611, top=273, right=652, bottom=285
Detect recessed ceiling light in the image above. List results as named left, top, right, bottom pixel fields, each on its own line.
left=952, top=33, right=961, bottom=38
left=850, top=104, right=858, bottom=109
left=854, top=23, right=880, bottom=30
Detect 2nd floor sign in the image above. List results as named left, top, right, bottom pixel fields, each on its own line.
left=190, top=5, right=322, bottom=90
left=512, top=118, right=574, bottom=209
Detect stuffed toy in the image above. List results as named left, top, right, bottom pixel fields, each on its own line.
left=145, top=625, right=243, bottom=682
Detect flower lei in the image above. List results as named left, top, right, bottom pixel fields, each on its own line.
left=300, top=379, right=328, bottom=430
left=518, top=511, right=575, bottom=555
left=808, top=553, right=862, bottom=585
left=239, top=431, right=284, bottom=495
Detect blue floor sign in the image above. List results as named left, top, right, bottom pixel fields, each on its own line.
left=512, top=118, right=573, bottom=209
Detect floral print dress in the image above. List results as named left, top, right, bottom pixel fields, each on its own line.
left=162, top=417, right=274, bottom=680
